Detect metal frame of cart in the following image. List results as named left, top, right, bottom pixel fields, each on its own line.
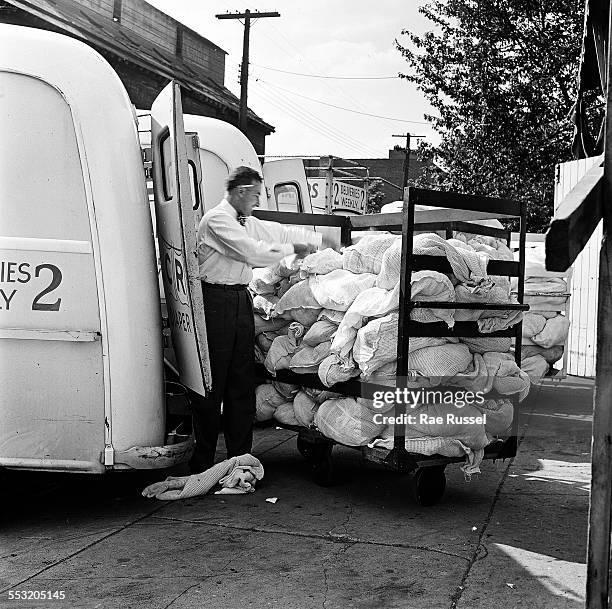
left=254, top=185, right=528, bottom=505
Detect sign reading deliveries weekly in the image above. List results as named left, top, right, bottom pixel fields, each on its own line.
left=307, top=178, right=366, bottom=214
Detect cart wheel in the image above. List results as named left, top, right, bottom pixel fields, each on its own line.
left=410, top=466, right=446, bottom=506
left=296, top=436, right=315, bottom=460
left=311, top=447, right=335, bottom=487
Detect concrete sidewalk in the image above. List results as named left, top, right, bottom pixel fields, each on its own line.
left=0, top=376, right=593, bottom=609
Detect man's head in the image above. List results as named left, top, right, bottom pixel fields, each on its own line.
left=226, top=166, right=263, bottom=216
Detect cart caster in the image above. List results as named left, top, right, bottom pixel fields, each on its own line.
left=297, top=437, right=335, bottom=486
left=296, top=436, right=315, bottom=460
left=311, top=448, right=335, bottom=487
left=410, top=466, right=446, bottom=506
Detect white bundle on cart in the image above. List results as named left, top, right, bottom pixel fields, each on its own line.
left=509, top=242, right=571, bottom=379
left=251, top=231, right=531, bottom=466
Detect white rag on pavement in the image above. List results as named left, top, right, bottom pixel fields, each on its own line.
left=141, top=454, right=264, bottom=500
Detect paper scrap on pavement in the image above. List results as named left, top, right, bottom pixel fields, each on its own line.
left=266, top=497, right=278, bottom=504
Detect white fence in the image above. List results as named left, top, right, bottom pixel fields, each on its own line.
left=554, top=156, right=602, bottom=377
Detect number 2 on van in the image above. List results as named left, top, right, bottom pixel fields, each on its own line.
left=0, top=260, right=62, bottom=311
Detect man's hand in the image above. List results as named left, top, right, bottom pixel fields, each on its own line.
left=293, top=243, right=316, bottom=258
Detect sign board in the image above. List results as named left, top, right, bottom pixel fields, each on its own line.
left=307, top=178, right=366, bottom=214
left=151, top=82, right=211, bottom=396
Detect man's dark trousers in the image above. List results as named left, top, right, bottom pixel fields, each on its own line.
left=190, top=283, right=255, bottom=471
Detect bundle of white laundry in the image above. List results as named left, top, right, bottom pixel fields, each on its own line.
left=249, top=230, right=537, bottom=473
left=510, top=242, right=571, bottom=381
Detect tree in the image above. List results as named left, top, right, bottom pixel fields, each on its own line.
left=366, top=178, right=386, bottom=214
left=396, top=0, right=583, bottom=232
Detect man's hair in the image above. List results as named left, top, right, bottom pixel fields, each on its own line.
left=227, top=166, right=262, bottom=191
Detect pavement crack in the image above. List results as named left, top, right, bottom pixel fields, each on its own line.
left=162, top=582, right=201, bottom=609
left=148, top=515, right=469, bottom=561
left=321, top=540, right=354, bottom=609
left=448, top=398, right=536, bottom=609
left=0, top=503, right=169, bottom=594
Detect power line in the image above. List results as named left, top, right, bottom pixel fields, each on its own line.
left=255, top=78, right=431, bottom=124
left=264, top=21, right=374, bottom=115
left=250, top=85, right=380, bottom=157
left=228, top=58, right=381, bottom=156
left=250, top=78, right=381, bottom=156
left=250, top=63, right=398, bottom=79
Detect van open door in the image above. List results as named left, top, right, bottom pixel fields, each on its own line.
left=151, top=82, right=211, bottom=396
left=262, top=158, right=313, bottom=214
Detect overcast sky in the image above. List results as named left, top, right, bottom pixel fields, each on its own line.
left=146, top=0, right=438, bottom=159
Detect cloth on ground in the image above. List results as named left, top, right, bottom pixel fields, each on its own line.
left=309, top=269, right=377, bottom=311
left=314, top=397, right=385, bottom=446
left=342, top=234, right=399, bottom=274
left=142, top=454, right=264, bottom=500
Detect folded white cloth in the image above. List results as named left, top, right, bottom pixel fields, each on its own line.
left=142, top=454, right=264, bottom=500
left=413, top=233, right=491, bottom=289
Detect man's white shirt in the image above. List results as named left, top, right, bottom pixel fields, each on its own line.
left=197, top=199, right=322, bottom=285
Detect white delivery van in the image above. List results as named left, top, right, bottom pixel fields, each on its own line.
left=0, top=24, right=315, bottom=473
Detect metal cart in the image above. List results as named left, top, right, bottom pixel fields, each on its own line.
left=253, top=186, right=528, bottom=505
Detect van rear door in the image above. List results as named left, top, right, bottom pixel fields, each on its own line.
left=151, top=82, right=210, bottom=396
left=262, top=159, right=313, bottom=214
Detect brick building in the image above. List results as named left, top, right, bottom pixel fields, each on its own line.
left=304, top=148, right=433, bottom=207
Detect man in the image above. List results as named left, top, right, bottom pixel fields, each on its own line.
left=192, top=166, right=322, bottom=472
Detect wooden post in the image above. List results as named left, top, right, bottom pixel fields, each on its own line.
left=586, top=6, right=612, bottom=608
left=215, top=10, right=280, bottom=135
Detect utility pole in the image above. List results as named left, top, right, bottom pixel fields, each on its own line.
left=392, top=133, right=425, bottom=189
left=215, top=10, right=280, bottom=135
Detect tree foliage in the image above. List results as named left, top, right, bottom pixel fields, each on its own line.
left=366, top=178, right=386, bottom=213
left=397, top=0, right=583, bottom=231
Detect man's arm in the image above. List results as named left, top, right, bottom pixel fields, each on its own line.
left=251, top=217, right=323, bottom=249
left=205, top=212, right=295, bottom=267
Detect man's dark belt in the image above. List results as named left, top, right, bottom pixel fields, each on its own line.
left=202, top=281, right=248, bottom=291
